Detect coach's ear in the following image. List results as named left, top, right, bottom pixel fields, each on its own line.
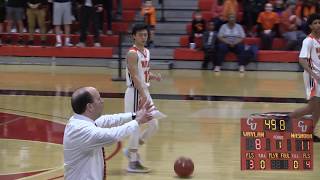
left=86, top=103, right=94, bottom=113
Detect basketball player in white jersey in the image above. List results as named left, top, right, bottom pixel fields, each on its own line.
left=290, top=14, right=320, bottom=140
left=124, top=23, right=162, bottom=173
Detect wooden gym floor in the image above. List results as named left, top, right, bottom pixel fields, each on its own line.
left=0, top=64, right=319, bottom=180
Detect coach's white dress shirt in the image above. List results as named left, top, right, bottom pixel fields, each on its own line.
left=63, top=113, right=139, bottom=180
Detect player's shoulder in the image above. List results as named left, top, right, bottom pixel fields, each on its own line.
left=127, top=47, right=138, bottom=56
left=302, top=35, right=314, bottom=45
left=128, top=47, right=138, bottom=53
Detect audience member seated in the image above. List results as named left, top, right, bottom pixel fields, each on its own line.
left=5, top=0, right=27, bottom=45
left=0, top=0, right=5, bottom=46
left=280, top=2, right=306, bottom=50
left=141, top=0, right=156, bottom=47
left=242, top=0, right=267, bottom=37
left=26, top=0, right=48, bottom=46
left=216, top=13, right=246, bottom=72
left=189, top=10, right=206, bottom=49
left=77, top=0, right=103, bottom=48
left=296, top=0, right=317, bottom=33
left=257, top=3, right=280, bottom=50
left=201, top=21, right=218, bottom=70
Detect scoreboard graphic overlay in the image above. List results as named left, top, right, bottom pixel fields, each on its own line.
left=241, top=113, right=313, bottom=170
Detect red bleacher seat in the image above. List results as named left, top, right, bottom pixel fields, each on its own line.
left=106, top=22, right=130, bottom=33
left=174, top=48, right=205, bottom=60
left=198, top=0, right=213, bottom=11
left=0, top=46, right=113, bottom=58
left=201, top=11, right=213, bottom=22
left=2, top=33, right=119, bottom=47
left=174, top=48, right=299, bottom=63
left=114, top=0, right=142, bottom=10
left=120, top=10, right=137, bottom=22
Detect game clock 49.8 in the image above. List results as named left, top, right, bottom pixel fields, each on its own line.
left=264, top=119, right=290, bottom=131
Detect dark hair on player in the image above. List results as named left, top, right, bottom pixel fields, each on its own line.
left=307, top=13, right=320, bottom=26
left=131, top=23, right=149, bottom=35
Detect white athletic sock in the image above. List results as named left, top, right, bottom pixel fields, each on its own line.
left=65, top=37, right=70, bottom=44
left=129, top=152, right=138, bottom=162
left=56, top=34, right=61, bottom=43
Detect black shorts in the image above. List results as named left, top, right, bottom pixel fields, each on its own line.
left=0, top=6, right=5, bottom=23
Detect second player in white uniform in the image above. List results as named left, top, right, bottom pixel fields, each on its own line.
left=124, top=23, right=163, bottom=173
left=300, top=35, right=320, bottom=99
left=290, top=14, right=320, bottom=139
left=125, top=46, right=158, bottom=149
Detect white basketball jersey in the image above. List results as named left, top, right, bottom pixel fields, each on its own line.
left=299, top=35, right=320, bottom=76
left=126, top=46, right=150, bottom=88
left=299, top=34, right=320, bottom=99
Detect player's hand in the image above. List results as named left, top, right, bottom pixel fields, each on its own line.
left=154, top=73, right=162, bottom=81
left=150, top=73, right=162, bottom=81
left=136, top=101, right=153, bottom=125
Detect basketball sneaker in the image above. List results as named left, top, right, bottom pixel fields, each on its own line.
left=127, top=161, right=151, bottom=173
left=123, top=149, right=151, bottom=173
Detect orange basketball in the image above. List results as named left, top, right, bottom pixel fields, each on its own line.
left=174, top=157, right=194, bottom=178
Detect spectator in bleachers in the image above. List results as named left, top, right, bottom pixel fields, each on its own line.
left=296, top=0, right=317, bottom=33
left=77, top=0, right=103, bottom=47
left=273, top=0, right=285, bottom=15
left=216, top=13, right=246, bottom=72
left=5, top=0, right=27, bottom=45
left=189, top=10, right=206, bottom=49
left=211, top=0, right=225, bottom=31
left=141, top=0, right=156, bottom=47
left=26, top=0, right=47, bottom=46
left=222, top=0, right=238, bottom=21
left=103, top=0, right=113, bottom=35
left=101, top=0, right=122, bottom=34
left=0, top=0, right=5, bottom=46
left=201, top=21, right=218, bottom=70
left=70, top=0, right=80, bottom=34
left=280, top=2, right=306, bottom=50
left=53, top=0, right=73, bottom=47
left=47, top=0, right=54, bottom=34
left=115, top=0, right=122, bottom=20
left=257, top=3, right=280, bottom=50
left=242, top=0, right=267, bottom=37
